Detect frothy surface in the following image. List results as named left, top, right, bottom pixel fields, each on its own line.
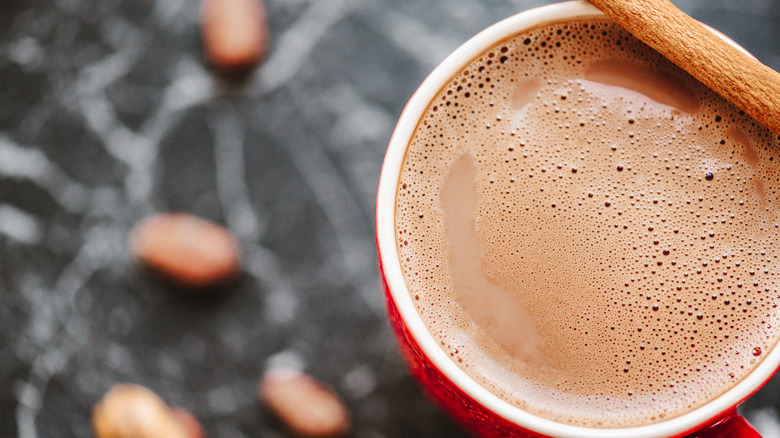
left=395, top=20, right=780, bottom=428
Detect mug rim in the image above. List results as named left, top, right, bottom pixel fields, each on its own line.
left=375, top=1, right=780, bottom=437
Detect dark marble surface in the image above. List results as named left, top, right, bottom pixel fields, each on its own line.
left=1, top=0, right=779, bottom=437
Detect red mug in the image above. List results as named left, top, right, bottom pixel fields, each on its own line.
left=375, top=1, right=778, bottom=437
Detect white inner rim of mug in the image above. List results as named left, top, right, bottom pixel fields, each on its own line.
left=376, top=1, right=780, bottom=437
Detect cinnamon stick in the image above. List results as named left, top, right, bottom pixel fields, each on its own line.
left=588, top=0, right=780, bottom=136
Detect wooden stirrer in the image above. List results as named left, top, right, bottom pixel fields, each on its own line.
left=588, top=0, right=780, bottom=136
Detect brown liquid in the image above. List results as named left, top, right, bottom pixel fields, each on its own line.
left=395, top=19, right=780, bottom=428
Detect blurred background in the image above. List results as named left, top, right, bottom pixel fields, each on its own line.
left=0, top=0, right=779, bottom=436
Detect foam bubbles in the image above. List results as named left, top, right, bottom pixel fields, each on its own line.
left=395, top=19, right=780, bottom=428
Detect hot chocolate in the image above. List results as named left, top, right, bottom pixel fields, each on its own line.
left=394, top=19, right=780, bottom=427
